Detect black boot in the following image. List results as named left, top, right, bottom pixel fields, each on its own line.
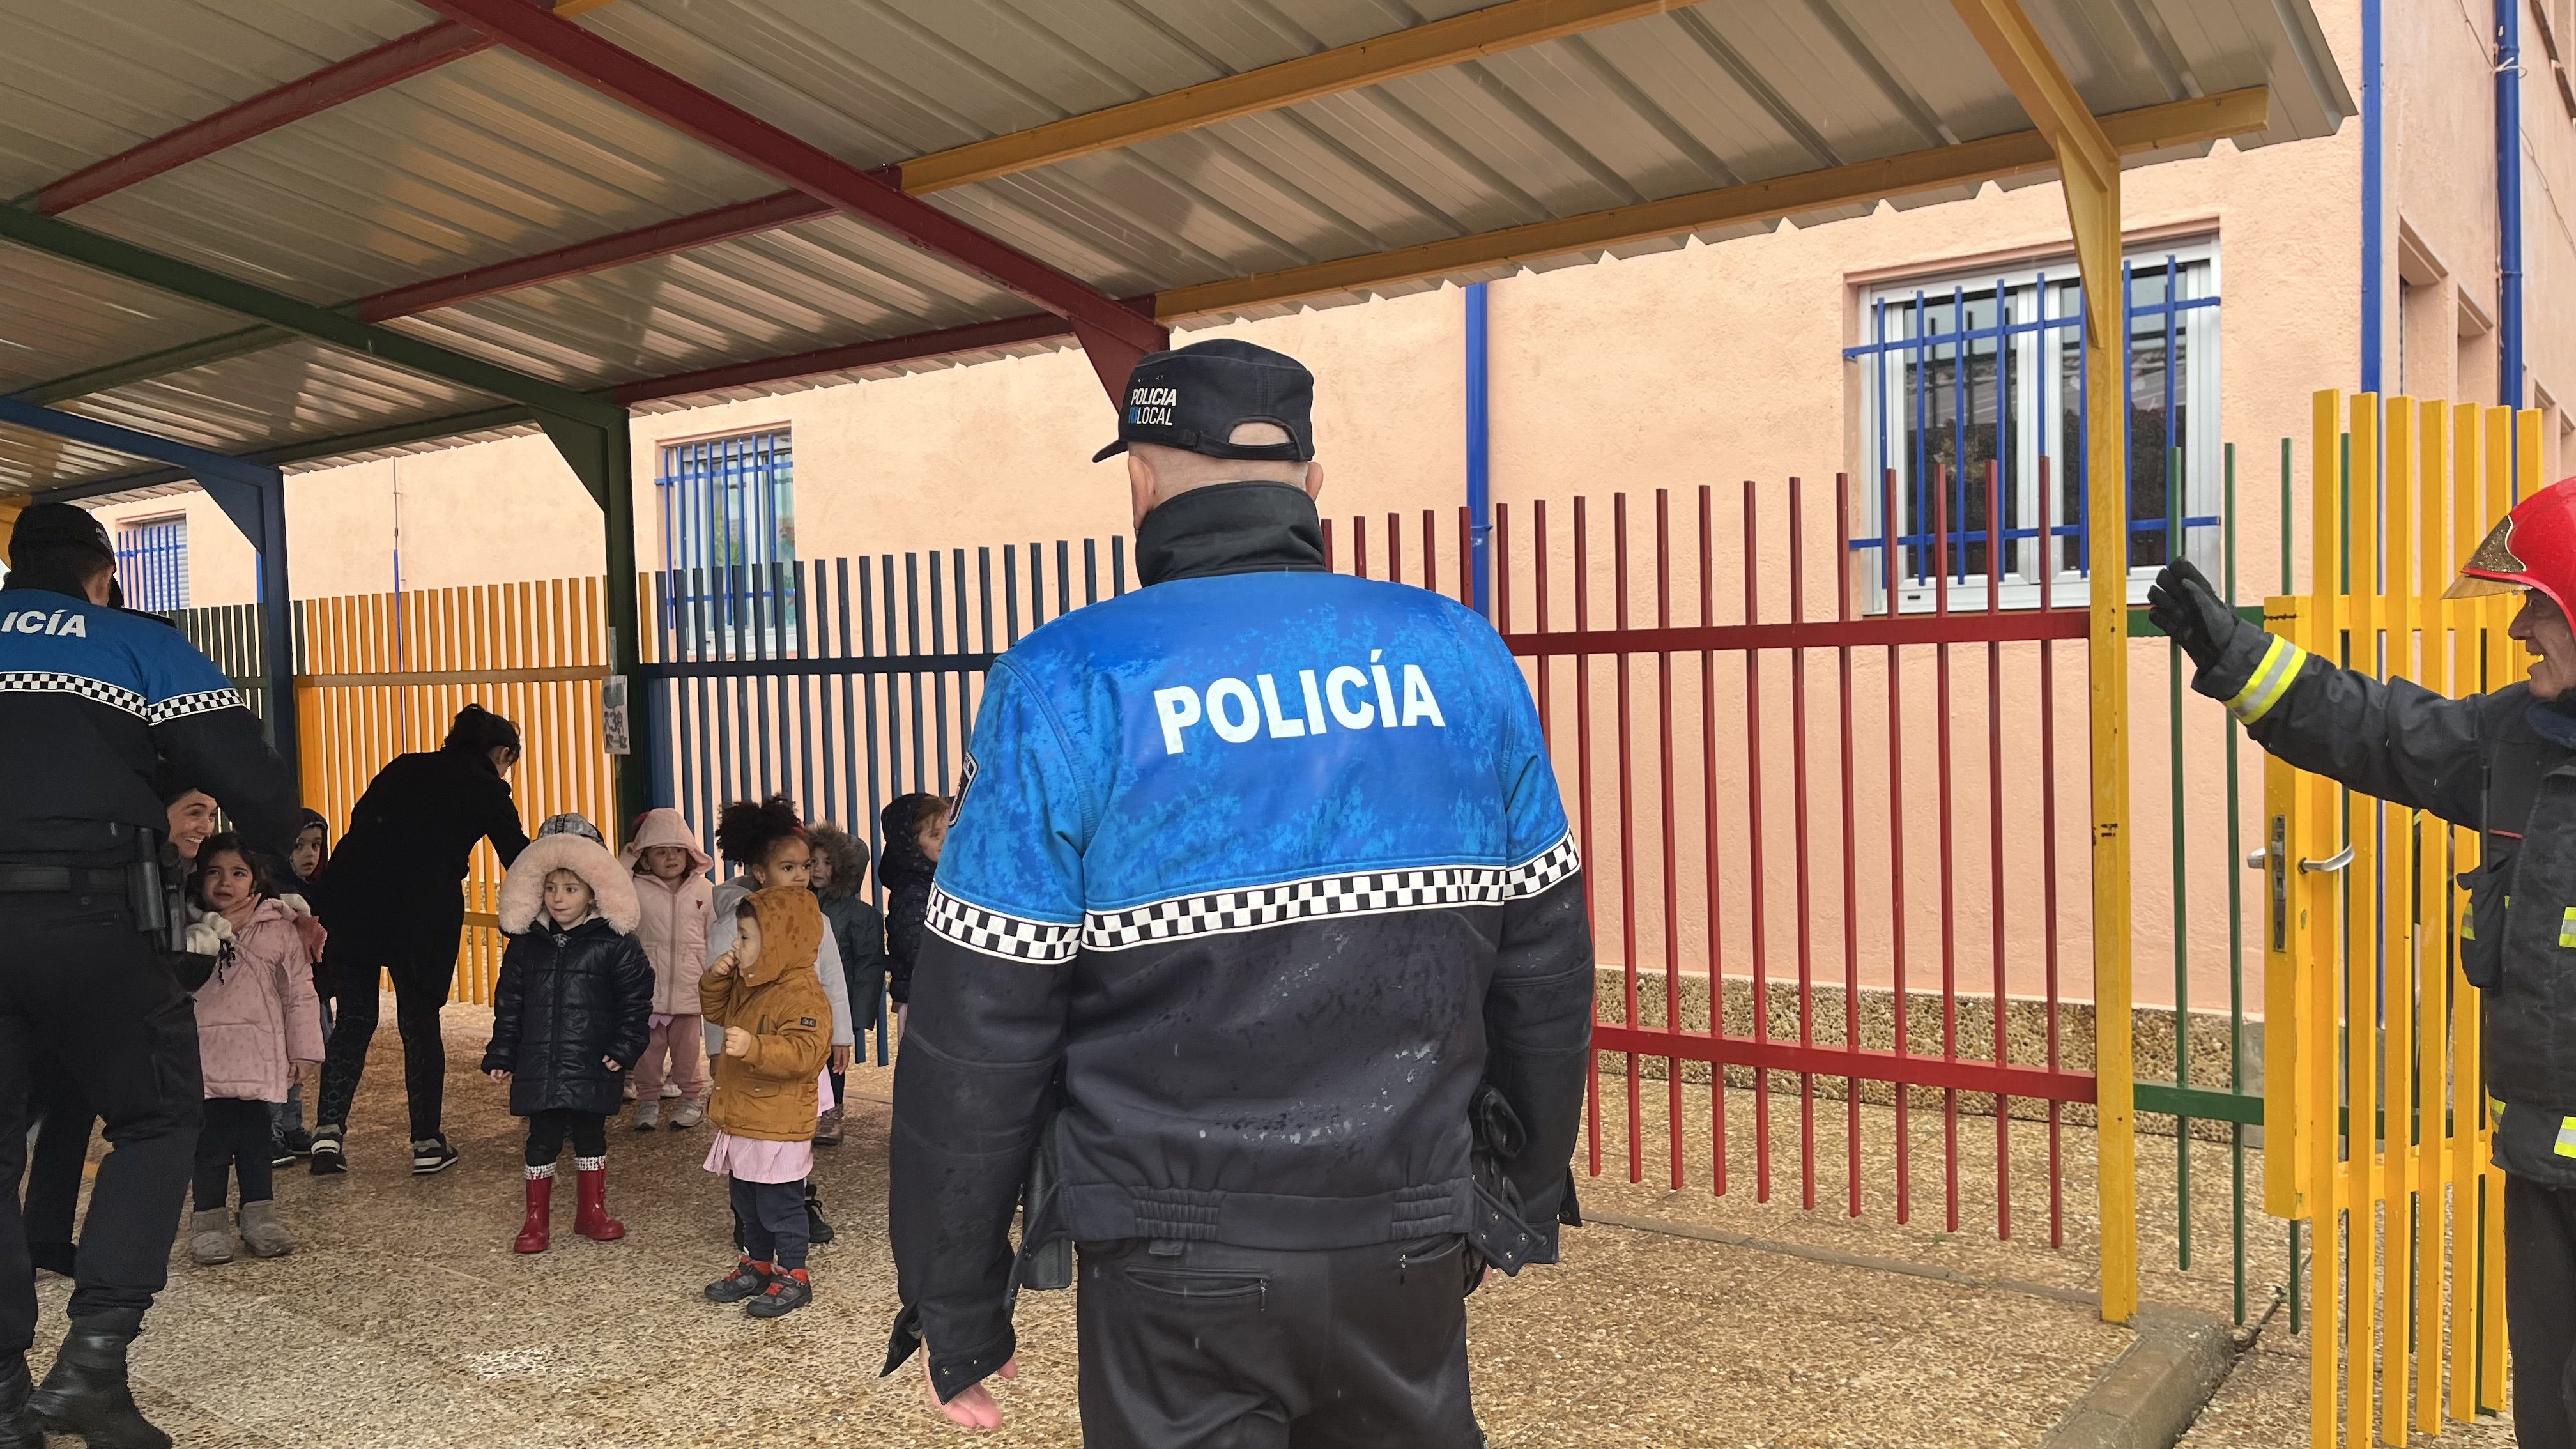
left=30, top=1328, right=170, bottom=1449
left=0, top=1354, right=43, bottom=1449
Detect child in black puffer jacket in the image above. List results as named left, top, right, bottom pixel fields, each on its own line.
left=483, top=814, right=655, bottom=1255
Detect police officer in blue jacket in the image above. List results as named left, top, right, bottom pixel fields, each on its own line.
left=884, top=341, right=1596, bottom=1446
left=0, top=503, right=299, bottom=1449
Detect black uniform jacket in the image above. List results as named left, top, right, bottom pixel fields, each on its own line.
left=2200, top=615, right=2576, bottom=1184
left=0, top=583, right=298, bottom=864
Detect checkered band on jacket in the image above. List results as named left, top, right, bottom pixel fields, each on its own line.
left=927, top=830, right=1581, bottom=962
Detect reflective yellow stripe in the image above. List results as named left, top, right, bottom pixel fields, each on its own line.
left=2559, top=1117, right=2576, bottom=1159
left=2461, top=906, right=2475, bottom=941
left=2560, top=907, right=2576, bottom=949
left=2224, top=636, right=2307, bottom=725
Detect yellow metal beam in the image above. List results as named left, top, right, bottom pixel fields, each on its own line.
left=899, top=0, right=1683, bottom=195
left=1949, top=0, right=2136, bottom=1324
left=1948, top=0, right=2119, bottom=190
left=1153, top=87, right=2265, bottom=324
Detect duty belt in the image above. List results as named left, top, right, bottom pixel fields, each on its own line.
left=0, top=866, right=130, bottom=894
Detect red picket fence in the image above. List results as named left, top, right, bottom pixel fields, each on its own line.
left=1327, top=475, right=2099, bottom=1243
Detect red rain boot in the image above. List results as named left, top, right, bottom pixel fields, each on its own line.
left=573, top=1158, right=625, bottom=1242
left=514, top=1169, right=553, bottom=1254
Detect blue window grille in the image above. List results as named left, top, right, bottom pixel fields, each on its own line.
left=114, top=515, right=188, bottom=613
left=657, top=430, right=795, bottom=655
left=1846, top=247, right=2220, bottom=611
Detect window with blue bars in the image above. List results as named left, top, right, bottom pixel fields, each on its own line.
left=1847, top=245, right=2220, bottom=612
left=657, top=429, right=795, bottom=654
left=114, top=515, right=188, bottom=614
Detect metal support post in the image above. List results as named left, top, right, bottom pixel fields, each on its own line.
left=1465, top=281, right=1494, bottom=615
left=536, top=410, right=651, bottom=841
left=1949, top=0, right=2137, bottom=1323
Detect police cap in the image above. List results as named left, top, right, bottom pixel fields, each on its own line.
left=1092, top=339, right=1315, bottom=464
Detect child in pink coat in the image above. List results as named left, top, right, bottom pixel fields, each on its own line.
left=188, top=834, right=325, bottom=1266
left=620, top=808, right=714, bottom=1130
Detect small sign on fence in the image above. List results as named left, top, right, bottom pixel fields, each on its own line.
left=601, top=675, right=631, bottom=756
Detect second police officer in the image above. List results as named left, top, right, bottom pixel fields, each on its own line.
left=0, top=503, right=300, bottom=1449
left=2154, top=480, right=2576, bottom=1448
left=884, top=340, right=1597, bottom=1446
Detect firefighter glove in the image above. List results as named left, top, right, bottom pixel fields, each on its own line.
left=2147, top=560, right=2235, bottom=672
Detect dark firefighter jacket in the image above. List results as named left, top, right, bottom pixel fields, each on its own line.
left=883, top=482, right=1597, bottom=1402
left=0, top=583, right=298, bottom=865
left=2198, top=615, right=2576, bottom=1186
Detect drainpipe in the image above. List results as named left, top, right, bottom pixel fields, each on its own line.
left=2499, top=0, right=2526, bottom=423
left=2361, top=0, right=2382, bottom=395
left=1464, top=282, right=1492, bottom=616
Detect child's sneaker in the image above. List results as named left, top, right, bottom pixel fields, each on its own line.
left=268, top=1140, right=296, bottom=1168
left=281, top=1127, right=314, bottom=1156
left=669, top=1098, right=704, bottom=1130
left=410, top=1136, right=459, bottom=1176
left=804, top=1190, right=834, bottom=1245
left=634, top=1102, right=659, bottom=1132
left=744, top=1268, right=811, bottom=1318
left=704, top=1257, right=769, bottom=1303
left=308, top=1126, right=346, bottom=1176
left=659, top=1081, right=682, bottom=1100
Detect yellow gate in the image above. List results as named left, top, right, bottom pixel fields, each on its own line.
left=2265, top=390, right=2539, bottom=1445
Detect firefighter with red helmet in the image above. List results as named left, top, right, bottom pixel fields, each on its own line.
left=2154, top=480, right=2576, bottom=1447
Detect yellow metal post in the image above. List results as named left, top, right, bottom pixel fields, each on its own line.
left=2412, top=398, right=2449, bottom=1436
left=2306, top=388, right=2342, bottom=1449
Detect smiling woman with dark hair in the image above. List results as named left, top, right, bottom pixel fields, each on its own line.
left=305, top=703, right=530, bottom=1179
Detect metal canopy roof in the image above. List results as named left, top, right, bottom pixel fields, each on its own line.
left=0, top=0, right=2349, bottom=498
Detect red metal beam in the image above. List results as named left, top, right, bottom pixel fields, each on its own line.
left=1590, top=1024, right=2096, bottom=1104
left=28, top=23, right=491, bottom=215
left=1503, top=608, right=2090, bottom=657
left=353, top=189, right=836, bottom=319
left=613, top=312, right=1074, bottom=405
left=417, top=0, right=1166, bottom=399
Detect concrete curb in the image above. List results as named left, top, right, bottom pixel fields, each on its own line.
left=2039, top=1306, right=2239, bottom=1449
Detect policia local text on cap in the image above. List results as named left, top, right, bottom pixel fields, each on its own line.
left=0, top=503, right=300, bottom=1449
left=2153, top=482, right=2576, bottom=1448
left=883, top=340, right=1595, bottom=1447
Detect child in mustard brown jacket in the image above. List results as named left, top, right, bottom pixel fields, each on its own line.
left=696, top=887, right=833, bottom=1317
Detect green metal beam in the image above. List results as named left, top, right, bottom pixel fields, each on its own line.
left=0, top=204, right=623, bottom=428
left=18, top=325, right=285, bottom=405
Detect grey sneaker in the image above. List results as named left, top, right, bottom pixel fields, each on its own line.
left=238, top=1200, right=295, bottom=1258
left=669, top=1098, right=705, bottom=1130
left=410, top=1137, right=459, bottom=1176
left=659, top=1080, right=682, bottom=1099
left=188, top=1209, right=233, bottom=1266
left=634, top=1102, right=659, bottom=1132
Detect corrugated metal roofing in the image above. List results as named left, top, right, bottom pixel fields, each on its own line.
left=1, top=0, right=2349, bottom=498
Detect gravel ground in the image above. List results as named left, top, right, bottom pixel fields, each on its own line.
left=36, top=1005, right=2510, bottom=1446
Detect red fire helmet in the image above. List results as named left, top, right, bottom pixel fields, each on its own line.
left=2446, top=475, right=2576, bottom=618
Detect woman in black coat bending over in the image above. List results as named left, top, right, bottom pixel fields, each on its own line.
left=310, top=705, right=529, bottom=1177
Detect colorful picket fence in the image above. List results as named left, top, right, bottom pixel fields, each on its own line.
left=2264, top=390, right=2537, bottom=1446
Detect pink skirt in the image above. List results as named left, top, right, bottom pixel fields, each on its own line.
left=702, top=1068, right=833, bottom=1184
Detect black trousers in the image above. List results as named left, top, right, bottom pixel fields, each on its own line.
left=0, top=889, right=201, bottom=1351
left=314, top=924, right=456, bottom=1143
left=523, top=1110, right=607, bottom=1167
left=192, top=1098, right=274, bottom=1211
left=1073, top=1236, right=1480, bottom=1449
left=21, top=1064, right=95, bottom=1276
left=2509, top=1174, right=2576, bottom=1449
left=728, top=1176, right=809, bottom=1272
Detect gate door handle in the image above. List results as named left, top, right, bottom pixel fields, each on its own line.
left=2299, top=844, right=2354, bottom=874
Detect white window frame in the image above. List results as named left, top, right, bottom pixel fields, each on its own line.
left=1853, top=240, right=2221, bottom=614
